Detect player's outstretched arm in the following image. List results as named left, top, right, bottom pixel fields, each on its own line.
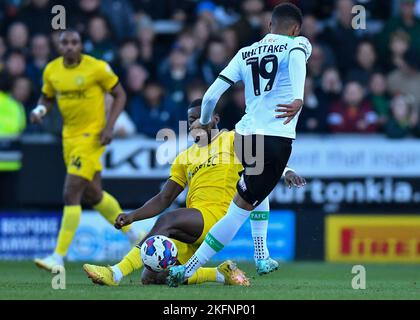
left=114, top=179, right=184, bottom=229
left=30, top=94, right=55, bottom=124
left=101, top=82, right=127, bottom=145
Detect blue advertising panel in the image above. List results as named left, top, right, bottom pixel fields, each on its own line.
left=0, top=212, right=60, bottom=260
left=0, top=211, right=154, bottom=261
left=0, top=210, right=295, bottom=262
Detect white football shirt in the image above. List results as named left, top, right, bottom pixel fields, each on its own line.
left=219, top=34, right=312, bottom=139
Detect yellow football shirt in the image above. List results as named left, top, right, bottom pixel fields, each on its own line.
left=42, top=54, right=119, bottom=138
left=169, top=130, right=243, bottom=214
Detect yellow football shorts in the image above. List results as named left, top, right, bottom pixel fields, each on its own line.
left=173, top=206, right=226, bottom=264
left=62, top=135, right=105, bottom=181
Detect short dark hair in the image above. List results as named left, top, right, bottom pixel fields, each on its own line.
left=272, top=3, right=303, bottom=30
left=59, top=28, right=81, bottom=40
left=188, top=99, right=203, bottom=110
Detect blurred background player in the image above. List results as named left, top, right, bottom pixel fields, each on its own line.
left=83, top=99, right=305, bottom=286
left=30, top=29, right=138, bottom=271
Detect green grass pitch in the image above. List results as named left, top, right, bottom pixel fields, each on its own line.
left=0, top=261, right=419, bottom=300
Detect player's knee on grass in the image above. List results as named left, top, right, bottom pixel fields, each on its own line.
left=141, top=268, right=169, bottom=285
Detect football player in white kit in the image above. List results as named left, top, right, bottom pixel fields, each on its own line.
left=167, top=3, right=312, bottom=287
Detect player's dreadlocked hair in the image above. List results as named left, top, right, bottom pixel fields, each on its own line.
left=271, top=3, right=303, bottom=30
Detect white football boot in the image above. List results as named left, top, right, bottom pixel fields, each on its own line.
left=34, top=253, right=64, bottom=272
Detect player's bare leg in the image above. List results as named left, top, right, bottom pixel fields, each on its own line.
left=139, top=208, right=204, bottom=246
left=35, top=174, right=89, bottom=271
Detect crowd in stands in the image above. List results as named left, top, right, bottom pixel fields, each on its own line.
left=1, top=0, right=420, bottom=139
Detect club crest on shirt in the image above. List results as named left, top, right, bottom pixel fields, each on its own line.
left=75, top=76, right=85, bottom=86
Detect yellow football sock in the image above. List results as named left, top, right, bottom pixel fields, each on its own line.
left=54, top=205, right=82, bottom=256
left=116, top=246, right=143, bottom=276
left=187, top=268, right=217, bottom=285
left=94, top=191, right=131, bottom=233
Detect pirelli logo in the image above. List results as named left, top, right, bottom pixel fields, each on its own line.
left=326, top=215, right=420, bottom=263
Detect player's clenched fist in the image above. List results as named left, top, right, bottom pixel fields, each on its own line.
left=114, top=213, right=133, bottom=229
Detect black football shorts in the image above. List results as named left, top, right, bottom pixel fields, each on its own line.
left=234, top=132, right=292, bottom=207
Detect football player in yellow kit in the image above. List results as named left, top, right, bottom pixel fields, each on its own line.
left=30, top=29, right=138, bottom=271
left=83, top=100, right=305, bottom=286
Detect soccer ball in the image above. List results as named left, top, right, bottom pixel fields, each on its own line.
left=140, top=235, right=178, bottom=272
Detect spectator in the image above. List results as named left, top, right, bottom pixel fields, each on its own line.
left=218, top=83, right=246, bottom=131
left=186, top=82, right=207, bottom=106
left=347, top=40, right=379, bottom=85
left=125, top=63, right=149, bottom=98
left=136, top=16, right=160, bottom=75
left=201, top=38, right=229, bottom=85
left=128, top=80, right=177, bottom=138
left=192, top=18, right=213, bottom=53
left=26, top=34, right=51, bottom=92
left=378, top=0, right=420, bottom=59
left=231, top=0, right=264, bottom=47
left=384, top=29, right=411, bottom=72
left=10, top=76, right=33, bottom=112
left=84, top=15, right=115, bottom=63
left=4, top=51, right=27, bottom=78
left=387, top=49, right=420, bottom=106
left=298, top=76, right=328, bottom=133
left=307, top=44, right=327, bottom=89
left=322, top=0, right=360, bottom=75
left=328, top=81, right=379, bottom=133
left=158, top=46, right=197, bottom=108
left=301, top=14, right=336, bottom=67
left=100, top=0, right=136, bottom=40
left=385, top=94, right=420, bottom=138
left=129, top=0, right=195, bottom=21
left=15, top=0, right=52, bottom=36
left=177, top=29, right=201, bottom=75
left=196, top=1, right=219, bottom=32
left=221, top=27, right=239, bottom=60
left=6, top=22, right=29, bottom=53
left=316, top=67, right=343, bottom=110
left=369, top=73, right=390, bottom=130
left=71, top=0, right=101, bottom=35
left=115, top=40, right=140, bottom=81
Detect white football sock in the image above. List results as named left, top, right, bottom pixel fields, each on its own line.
left=111, top=265, right=123, bottom=282
left=184, top=201, right=250, bottom=278
left=216, top=270, right=225, bottom=283
left=250, top=197, right=270, bottom=264
left=52, top=252, right=64, bottom=264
